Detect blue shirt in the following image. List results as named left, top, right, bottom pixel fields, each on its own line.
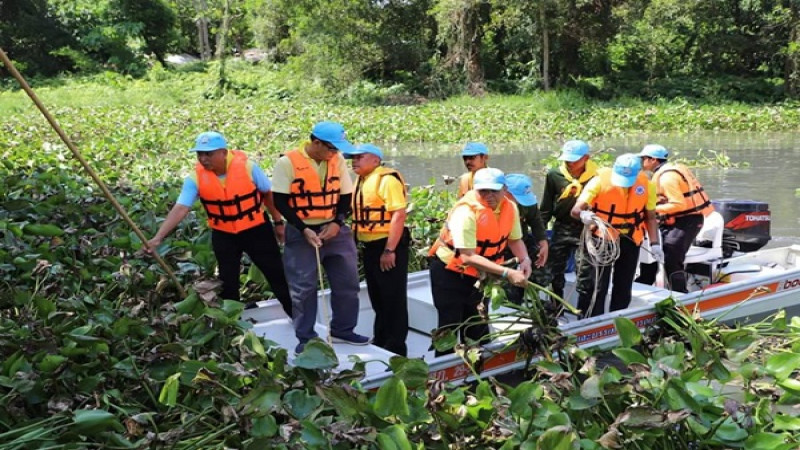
left=177, top=163, right=272, bottom=207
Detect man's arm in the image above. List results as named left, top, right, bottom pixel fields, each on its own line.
left=146, top=204, right=191, bottom=253
left=273, top=192, right=307, bottom=231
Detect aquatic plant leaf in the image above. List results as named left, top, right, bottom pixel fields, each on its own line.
left=614, top=317, right=641, bottom=348
left=293, top=340, right=338, bottom=370
left=777, top=378, right=800, bottom=396
left=612, top=348, right=646, bottom=365
left=72, top=409, right=123, bottom=435
left=390, top=357, right=429, bottom=390
left=158, top=373, right=180, bottom=406
left=285, top=390, right=323, bottom=419
left=765, top=352, right=800, bottom=380
left=580, top=375, right=602, bottom=399
left=376, top=424, right=412, bottom=450
left=251, top=414, right=278, bottom=438
left=773, top=413, right=800, bottom=431
left=508, top=381, right=540, bottom=417
left=375, top=376, right=409, bottom=418
left=537, top=425, right=579, bottom=450
left=713, top=418, right=748, bottom=443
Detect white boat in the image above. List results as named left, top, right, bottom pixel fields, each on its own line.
left=243, top=244, right=800, bottom=390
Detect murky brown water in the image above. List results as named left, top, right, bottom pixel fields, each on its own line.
left=377, top=132, right=800, bottom=248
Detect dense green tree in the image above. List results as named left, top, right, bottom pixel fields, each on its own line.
left=117, top=0, right=179, bottom=66
left=0, top=0, right=76, bottom=76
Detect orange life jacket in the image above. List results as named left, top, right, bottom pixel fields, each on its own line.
left=457, top=172, right=473, bottom=198
left=352, top=167, right=406, bottom=235
left=286, top=149, right=341, bottom=220
left=590, top=168, right=650, bottom=245
left=196, top=150, right=265, bottom=233
left=652, top=162, right=714, bottom=225
left=429, top=190, right=516, bottom=278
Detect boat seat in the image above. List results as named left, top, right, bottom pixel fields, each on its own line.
left=684, top=211, right=725, bottom=279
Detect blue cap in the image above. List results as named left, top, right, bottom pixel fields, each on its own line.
left=462, top=142, right=489, bottom=156
left=473, top=167, right=506, bottom=191
left=505, top=173, right=538, bottom=206
left=558, top=140, right=589, bottom=162
left=639, top=144, right=669, bottom=160
left=311, top=121, right=356, bottom=153
left=612, top=153, right=642, bottom=187
left=344, top=143, right=383, bottom=160
left=191, top=131, right=227, bottom=152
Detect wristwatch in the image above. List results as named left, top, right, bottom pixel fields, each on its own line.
left=272, top=219, right=285, bottom=226
left=382, top=248, right=395, bottom=254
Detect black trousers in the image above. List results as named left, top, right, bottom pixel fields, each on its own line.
left=636, top=214, right=704, bottom=293
left=361, top=229, right=410, bottom=356
left=577, top=236, right=640, bottom=318
left=211, top=222, right=293, bottom=316
left=429, top=257, right=489, bottom=356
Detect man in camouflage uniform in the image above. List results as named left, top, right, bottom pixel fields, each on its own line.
left=539, top=140, right=598, bottom=301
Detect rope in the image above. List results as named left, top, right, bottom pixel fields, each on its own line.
left=315, top=245, right=332, bottom=346
left=0, top=47, right=186, bottom=297
left=580, top=216, right=620, bottom=267
left=577, top=215, right=620, bottom=318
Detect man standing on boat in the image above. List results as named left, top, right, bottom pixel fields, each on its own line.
left=637, top=144, right=714, bottom=293
left=503, top=173, right=550, bottom=304
left=346, top=144, right=410, bottom=356
left=146, top=131, right=293, bottom=316
left=540, top=140, right=598, bottom=302
left=429, top=168, right=532, bottom=355
left=271, top=121, right=371, bottom=354
left=457, top=142, right=490, bottom=198
left=571, top=153, right=660, bottom=318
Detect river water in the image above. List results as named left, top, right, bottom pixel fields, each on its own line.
left=380, top=132, right=800, bottom=248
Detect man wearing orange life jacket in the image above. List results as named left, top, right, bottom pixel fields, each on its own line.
left=271, top=121, right=370, bottom=355
left=146, top=131, right=292, bottom=315
left=347, top=143, right=410, bottom=356
left=638, top=144, right=714, bottom=293
left=429, top=168, right=532, bottom=355
left=457, top=142, right=490, bottom=198
left=571, top=153, right=660, bottom=318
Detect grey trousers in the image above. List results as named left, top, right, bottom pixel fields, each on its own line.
left=283, top=224, right=361, bottom=343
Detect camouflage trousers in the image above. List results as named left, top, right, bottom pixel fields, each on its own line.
left=543, top=226, right=582, bottom=301
left=504, top=238, right=551, bottom=305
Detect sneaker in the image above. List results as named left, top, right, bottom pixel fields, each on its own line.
left=294, top=342, right=305, bottom=355
left=330, top=333, right=372, bottom=346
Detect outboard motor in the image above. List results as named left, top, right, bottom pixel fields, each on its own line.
left=712, top=199, right=771, bottom=255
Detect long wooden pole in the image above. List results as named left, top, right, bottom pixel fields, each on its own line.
left=0, top=47, right=186, bottom=298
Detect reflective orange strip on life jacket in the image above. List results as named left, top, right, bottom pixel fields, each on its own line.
left=591, top=169, right=649, bottom=245
left=430, top=191, right=516, bottom=278
left=197, top=149, right=265, bottom=233
left=286, top=149, right=341, bottom=220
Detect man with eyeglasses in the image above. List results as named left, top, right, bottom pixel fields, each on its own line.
left=146, top=131, right=293, bottom=316
left=271, top=121, right=371, bottom=355
left=428, top=168, right=532, bottom=355
left=457, top=142, right=490, bottom=198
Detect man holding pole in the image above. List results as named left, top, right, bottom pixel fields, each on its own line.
left=271, top=121, right=371, bottom=355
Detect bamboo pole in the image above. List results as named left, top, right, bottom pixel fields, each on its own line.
left=0, top=47, right=186, bottom=298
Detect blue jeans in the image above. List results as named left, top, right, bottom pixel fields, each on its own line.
left=283, top=224, right=361, bottom=343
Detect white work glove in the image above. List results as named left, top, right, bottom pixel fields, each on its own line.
left=650, top=244, right=665, bottom=264
left=579, top=210, right=596, bottom=225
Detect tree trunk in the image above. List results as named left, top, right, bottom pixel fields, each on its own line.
left=465, top=2, right=485, bottom=96
left=194, top=0, right=211, bottom=60
left=786, top=4, right=800, bottom=97
left=539, top=1, right=550, bottom=91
